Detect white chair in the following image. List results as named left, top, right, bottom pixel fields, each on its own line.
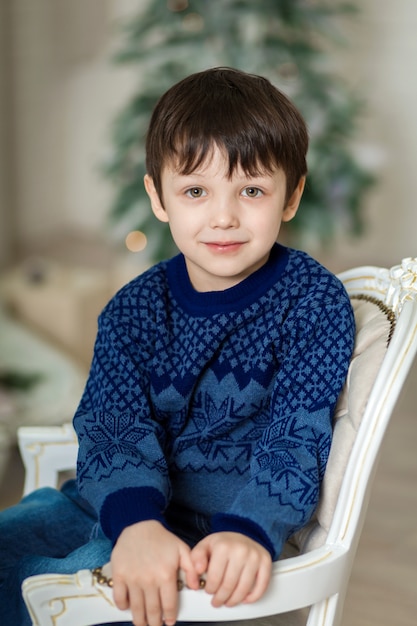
left=18, top=258, right=417, bottom=626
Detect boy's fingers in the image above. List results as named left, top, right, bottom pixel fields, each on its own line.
left=127, top=587, right=146, bottom=626
left=213, top=558, right=271, bottom=608
left=205, top=552, right=230, bottom=601
left=112, top=579, right=129, bottom=610
left=210, top=559, right=245, bottom=607
left=179, top=546, right=201, bottom=589
left=244, top=562, right=272, bottom=604
left=142, top=587, right=163, bottom=626
left=190, top=541, right=209, bottom=577
left=160, top=581, right=179, bottom=626
left=224, top=565, right=255, bottom=607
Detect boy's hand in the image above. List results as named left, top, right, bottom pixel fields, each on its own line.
left=110, top=520, right=200, bottom=626
left=191, top=531, right=272, bottom=608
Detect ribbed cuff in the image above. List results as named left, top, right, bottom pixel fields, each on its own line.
left=211, top=513, right=275, bottom=559
left=100, top=486, right=166, bottom=544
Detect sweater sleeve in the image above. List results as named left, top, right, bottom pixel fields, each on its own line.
left=73, top=307, right=171, bottom=544
left=211, top=297, right=355, bottom=559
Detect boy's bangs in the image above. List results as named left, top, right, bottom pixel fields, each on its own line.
left=170, top=127, right=280, bottom=179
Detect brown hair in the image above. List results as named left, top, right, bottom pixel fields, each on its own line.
left=145, top=67, right=308, bottom=203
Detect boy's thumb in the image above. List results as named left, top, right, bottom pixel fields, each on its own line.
left=179, top=547, right=201, bottom=590
left=190, top=541, right=209, bottom=576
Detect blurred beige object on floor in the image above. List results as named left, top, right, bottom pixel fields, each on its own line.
left=0, top=302, right=86, bottom=488
left=0, top=260, right=110, bottom=366
left=0, top=255, right=150, bottom=367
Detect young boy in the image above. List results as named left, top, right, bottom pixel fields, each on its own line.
left=0, top=67, right=355, bottom=626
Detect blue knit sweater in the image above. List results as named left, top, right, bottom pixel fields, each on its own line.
left=74, top=244, right=355, bottom=560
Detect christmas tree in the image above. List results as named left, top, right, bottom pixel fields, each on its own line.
left=104, top=0, right=373, bottom=261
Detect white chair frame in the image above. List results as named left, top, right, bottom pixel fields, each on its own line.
left=18, top=258, right=417, bottom=626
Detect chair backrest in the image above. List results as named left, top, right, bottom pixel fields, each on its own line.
left=20, top=258, right=417, bottom=626
left=325, top=259, right=417, bottom=554
left=294, top=294, right=394, bottom=553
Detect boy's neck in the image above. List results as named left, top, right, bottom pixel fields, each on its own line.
left=166, top=244, right=290, bottom=316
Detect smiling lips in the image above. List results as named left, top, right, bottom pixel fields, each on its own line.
left=204, top=241, right=245, bottom=252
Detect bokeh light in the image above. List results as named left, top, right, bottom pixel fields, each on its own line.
left=125, top=230, right=148, bottom=253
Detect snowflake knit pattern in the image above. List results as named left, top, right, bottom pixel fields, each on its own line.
left=74, top=244, right=355, bottom=559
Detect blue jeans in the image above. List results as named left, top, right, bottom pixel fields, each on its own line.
left=0, top=479, right=120, bottom=626
left=0, top=480, right=209, bottom=626
left=0, top=480, right=210, bottom=626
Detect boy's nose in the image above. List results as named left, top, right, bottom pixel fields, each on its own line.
left=209, top=201, right=239, bottom=229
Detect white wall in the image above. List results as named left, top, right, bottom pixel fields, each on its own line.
left=327, top=0, right=417, bottom=270
left=8, top=0, right=139, bottom=252
left=4, top=0, right=417, bottom=270
left=0, top=2, right=15, bottom=267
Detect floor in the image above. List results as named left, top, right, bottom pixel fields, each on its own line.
left=1, top=364, right=417, bottom=625
left=341, top=362, right=417, bottom=626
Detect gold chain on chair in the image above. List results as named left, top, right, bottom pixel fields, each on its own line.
left=92, top=567, right=114, bottom=588
left=92, top=566, right=206, bottom=591
left=351, top=294, right=396, bottom=345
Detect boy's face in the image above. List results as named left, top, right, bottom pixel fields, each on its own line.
left=145, top=146, right=304, bottom=292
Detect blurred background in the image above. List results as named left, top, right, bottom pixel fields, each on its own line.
left=0, top=1, right=416, bottom=624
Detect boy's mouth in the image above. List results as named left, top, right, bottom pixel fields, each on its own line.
left=204, top=241, right=245, bottom=252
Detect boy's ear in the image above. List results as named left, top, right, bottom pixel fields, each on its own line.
left=282, top=176, right=306, bottom=223
left=144, top=174, right=169, bottom=223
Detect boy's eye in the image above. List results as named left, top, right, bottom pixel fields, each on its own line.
left=242, top=187, right=263, bottom=198
left=185, top=187, right=206, bottom=198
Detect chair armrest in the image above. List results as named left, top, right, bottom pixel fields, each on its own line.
left=21, top=544, right=349, bottom=626
left=18, top=423, right=78, bottom=496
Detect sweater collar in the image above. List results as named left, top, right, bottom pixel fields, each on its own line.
left=166, top=243, right=289, bottom=316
